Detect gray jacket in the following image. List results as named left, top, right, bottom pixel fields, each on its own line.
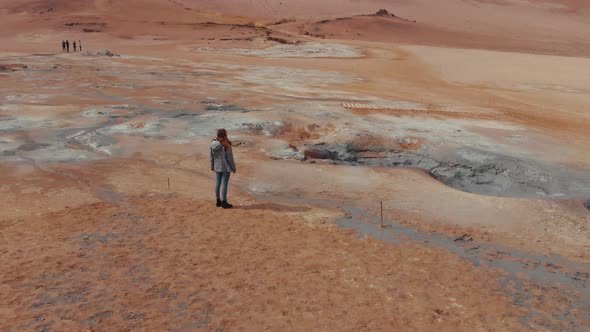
left=210, top=140, right=236, bottom=173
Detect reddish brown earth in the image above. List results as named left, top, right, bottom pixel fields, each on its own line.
left=1, top=0, right=589, bottom=330
left=1, top=191, right=528, bottom=330
left=279, top=14, right=590, bottom=57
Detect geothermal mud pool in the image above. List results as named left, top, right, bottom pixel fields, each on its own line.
left=302, top=142, right=590, bottom=198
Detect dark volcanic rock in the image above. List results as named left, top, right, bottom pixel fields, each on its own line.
left=304, top=146, right=333, bottom=160
left=454, top=234, right=474, bottom=242
left=65, top=22, right=106, bottom=27
left=0, top=64, right=28, bottom=71
left=584, top=199, right=590, bottom=211
left=305, top=143, right=356, bottom=161
left=375, top=9, right=396, bottom=17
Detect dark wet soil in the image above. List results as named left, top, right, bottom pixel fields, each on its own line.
left=18, top=141, right=51, bottom=151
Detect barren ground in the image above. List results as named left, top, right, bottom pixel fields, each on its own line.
left=1, top=0, right=589, bottom=330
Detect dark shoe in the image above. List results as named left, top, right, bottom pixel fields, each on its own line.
left=216, top=199, right=222, bottom=207
left=222, top=201, right=233, bottom=209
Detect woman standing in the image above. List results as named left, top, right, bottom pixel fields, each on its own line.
left=210, top=129, right=236, bottom=209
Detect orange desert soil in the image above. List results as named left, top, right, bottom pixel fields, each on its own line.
left=1, top=0, right=590, bottom=330
left=1, top=194, right=529, bottom=331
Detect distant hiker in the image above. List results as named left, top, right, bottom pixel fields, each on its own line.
left=210, top=128, right=236, bottom=209
left=66, top=40, right=70, bottom=53
left=61, top=40, right=66, bottom=52
left=73, top=40, right=77, bottom=52
left=79, top=40, right=82, bottom=52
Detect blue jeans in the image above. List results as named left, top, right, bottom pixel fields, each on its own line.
left=215, top=172, right=231, bottom=201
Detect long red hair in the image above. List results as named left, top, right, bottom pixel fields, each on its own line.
left=217, top=128, right=232, bottom=151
